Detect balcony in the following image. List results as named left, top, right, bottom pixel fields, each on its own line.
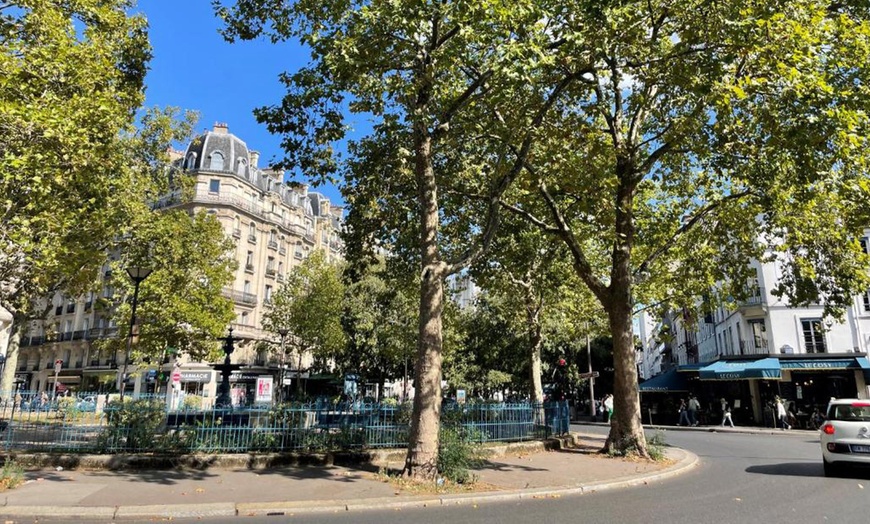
left=279, top=246, right=287, bottom=255
left=268, top=240, right=278, bottom=251
left=277, top=273, right=284, bottom=283
left=72, top=330, right=87, bottom=341
left=248, top=234, right=257, bottom=244
left=232, top=228, right=241, bottom=238
left=30, top=335, right=45, bottom=346
left=221, top=288, right=258, bottom=306
left=739, top=339, right=770, bottom=356
left=265, top=267, right=276, bottom=277
left=294, top=251, right=304, bottom=259
left=737, top=286, right=765, bottom=306
left=73, top=360, right=83, bottom=369
left=245, top=263, right=255, bottom=274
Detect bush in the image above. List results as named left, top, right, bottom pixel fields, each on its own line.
left=0, top=460, right=24, bottom=491
left=646, top=431, right=667, bottom=461
left=97, top=399, right=166, bottom=452
left=181, top=395, right=203, bottom=411
left=437, top=425, right=485, bottom=484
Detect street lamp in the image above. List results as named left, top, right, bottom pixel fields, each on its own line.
left=119, top=266, right=152, bottom=400
left=277, top=327, right=289, bottom=404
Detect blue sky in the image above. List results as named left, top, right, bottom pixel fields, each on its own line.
left=137, top=1, right=344, bottom=204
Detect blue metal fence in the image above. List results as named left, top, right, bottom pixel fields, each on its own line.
left=0, top=391, right=568, bottom=453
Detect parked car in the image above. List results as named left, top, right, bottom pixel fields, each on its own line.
left=820, top=398, right=870, bottom=476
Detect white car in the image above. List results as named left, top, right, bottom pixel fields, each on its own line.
left=820, top=398, right=870, bottom=476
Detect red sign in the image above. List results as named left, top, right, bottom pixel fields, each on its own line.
left=171, top=371, right=181, bottom=384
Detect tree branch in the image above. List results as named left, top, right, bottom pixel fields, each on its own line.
left=536, top=178, right=609, bottom=302
left=445, top=70, right=586, bottom=275
left=434, top=70, right=494, bottom=137
left=634, top=189, right=755, bottom=278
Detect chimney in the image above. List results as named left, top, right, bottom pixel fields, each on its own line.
left=250, top=150, right=260, bottom=169
left=212, top=122, right=229, bottom=135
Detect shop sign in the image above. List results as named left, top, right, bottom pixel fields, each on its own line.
left=181, top=371, right=212, bottom=383
left=255, top=376, right=273, bottom=403
left=781, top=360, right=853, bottom=370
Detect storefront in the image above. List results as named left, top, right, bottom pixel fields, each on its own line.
left=697, top=357, right=782, bottom=425
left=777, top=356, right=869, bottom=425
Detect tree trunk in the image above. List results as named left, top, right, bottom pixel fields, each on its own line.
left=602, top=160, right=648, bottom=457
left=403, top=118, right=446, bottom=480
left=525, top=290, right=544, bottom=408
left=603, top=300, right=647, bottom=457
left=0, top=316, right=22, bottom=398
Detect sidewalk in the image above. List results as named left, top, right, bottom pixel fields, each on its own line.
left=0, top=432, right=697, bottom=520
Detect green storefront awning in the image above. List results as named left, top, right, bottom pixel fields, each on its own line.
left=639, top=369, right=689, bottom=393
left=699, top=358, right=781, bottom=381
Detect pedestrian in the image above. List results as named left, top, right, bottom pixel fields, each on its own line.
left=775, top=396, right=790, bottom=430
left=603, top=394, right=614, bottom=423
left=678, top=399, right=691, bottom=426
left=688, top=395, right=700, bottom=426
left=721, top=402, right=735, bottom=427
left=40, top=390, right=48, bottom=405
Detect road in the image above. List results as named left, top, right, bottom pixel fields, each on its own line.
left=36, top=424, right=869, bottom=524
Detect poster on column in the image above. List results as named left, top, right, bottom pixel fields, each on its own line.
left=255, top=376, right=274, bottom=403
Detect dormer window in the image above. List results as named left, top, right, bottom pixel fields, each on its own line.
left=236, top=158, right=248, bottom=178
left=185, top=153, right=197, bottom=170
left=210, top=151, right=225, bottom=171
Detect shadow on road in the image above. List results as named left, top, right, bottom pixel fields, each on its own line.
left=745, top=462, right=822, bottom=478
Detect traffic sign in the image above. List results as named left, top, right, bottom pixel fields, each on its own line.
left=578, top=371, right=600, bottom=379
left=54, top=359, right=63, bottom=374
left=171, top=370, right=181, bottom=384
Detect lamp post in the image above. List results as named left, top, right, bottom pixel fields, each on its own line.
left=277, top=327, right=289, bottom=404
left=119, top=266, right=151, bottom=401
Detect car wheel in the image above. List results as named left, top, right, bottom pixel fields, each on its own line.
left=823, top=458, right=840, bottom=477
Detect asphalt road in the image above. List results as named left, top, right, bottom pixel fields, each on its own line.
left=34, top=424, right=870, bottom=524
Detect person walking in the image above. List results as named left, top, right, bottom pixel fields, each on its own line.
left=678, top=399, right=691, bottom=426
left=721, top=401, right=735, bottom=427
left=688, top=395, right=700, bottom=426
left=775, top=396, right=791, bottom=430
left=603, top=394, right=614, bottom=423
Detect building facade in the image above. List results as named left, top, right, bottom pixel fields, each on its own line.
left=645, top=243, right=870, bottom=426
left=15, top=124, right=344, bottom=404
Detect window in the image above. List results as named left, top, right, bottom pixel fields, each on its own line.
left=243, top=280, right=251, bottom=294
left=185, top=153, right=197, bottom=169
left=82, top=318, right=89, bottom=332
left=237, top=158, right=247, bottom=177
left=209, top=179, right=220, bottom=193
left=802, top=318, right=826, bottom=353
left=240, top=311, right=249, bottom=325
left=264, top=285, right=273, bottom=304
left=210, top=151, right=225, bottom=170
left=246, top=251, right=254, bottom=269
left=64, top=320, right=72, bottom=333
left=749, top=320, right=767, bottom=350
left=861, top=237, right=869, bottom=254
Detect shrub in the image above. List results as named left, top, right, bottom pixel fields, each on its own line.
left=0, top=460, right=24, bottom=491
left=437, top=425, right=485, bottom=484
left=97, top=399, right=166, bottom=452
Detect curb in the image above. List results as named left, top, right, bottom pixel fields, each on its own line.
left=0, top=443, right=698, bottom=520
